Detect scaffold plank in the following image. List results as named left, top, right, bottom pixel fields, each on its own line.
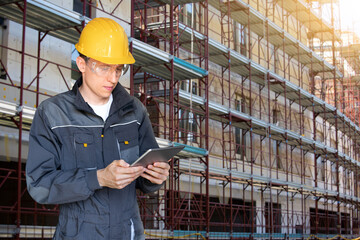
left=155, top=137, right=208, bottom=157
left=0, top=1, right=208, bottom=82
left=0, top=0, right=359, bottom=236
left=160, top=90, right=358, bottom=169
left=134, top=0, right=205, bottom=10
left=0, top=0, right=89, bottom=44
left=131, top=38, right=208, bottom=80
left=178, top=159, right=359, bottom=206
left=1, top=0, right=356, bottom=171
left=280, top=0, right=341, bottom=42
left=207, top=0, right=340, bottom=79
left=340, top=44, right=360, bottom=73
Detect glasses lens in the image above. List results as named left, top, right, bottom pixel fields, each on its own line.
left=121, top=64, right=129, bottom=76
left=88, top=60, right=129, bottom=78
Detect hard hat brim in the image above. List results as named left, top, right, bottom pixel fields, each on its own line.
left=75, top=43, right=136, bottom=65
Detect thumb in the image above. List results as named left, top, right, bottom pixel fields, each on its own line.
left=114, top=159, right=130, bottom=167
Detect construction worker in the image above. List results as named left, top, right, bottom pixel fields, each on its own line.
left=26, top=17, right=169, bottom=240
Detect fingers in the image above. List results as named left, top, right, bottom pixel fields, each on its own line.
left=99, top=160, right=170, bottom=189
left=107, top=170, right=143, bottom=189
left=114, top=175, right=139, bottom=189
left=114, top=165, right=144, bottom=175
left=114, top=159, right=129, bottom=167
left=147, top=164, right=169, bottom=175
left=141, top=172, right=164, bottom=185
left=141, top=162, right=170, bottom=184
left=113, top=166, right=145, bottom=185
left=97, top=160, right=145, bottom=189
left=113, top=160, right=144, bottom=174
left=153, top=162, right=171, bottom=170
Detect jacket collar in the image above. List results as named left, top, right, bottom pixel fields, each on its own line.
left=71, top=77, right=135, bottom=116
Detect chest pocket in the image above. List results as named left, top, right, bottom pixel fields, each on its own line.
left=74, top=133, right=96, bottom=169
left=115, top=130, right=139, bottom=164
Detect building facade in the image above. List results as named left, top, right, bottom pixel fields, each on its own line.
left=0, top=0, right=359, bottom=239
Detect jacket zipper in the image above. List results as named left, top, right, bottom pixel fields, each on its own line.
left=73, top=137, right=76, bottom=152
left=111, top=117, right=122, bottom=159
left=101, top=127, right=105, bottom=162
left=117, top=139, right=122, bottom=159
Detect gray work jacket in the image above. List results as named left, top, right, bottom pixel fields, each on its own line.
left=26, top=78, right=162, bottom=239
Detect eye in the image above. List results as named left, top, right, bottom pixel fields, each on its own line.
left=114, top=70, right=122, bottom=76
left=100, top=66, right=111, bottom=71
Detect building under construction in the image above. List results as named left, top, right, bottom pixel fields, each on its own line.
left=0, top=0, right=359, bottom=239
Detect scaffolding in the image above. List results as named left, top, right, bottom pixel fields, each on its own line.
left=0, top=0, right=359, bottom=239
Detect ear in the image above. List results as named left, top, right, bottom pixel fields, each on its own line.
left=76, top=56, right=86, bottom=73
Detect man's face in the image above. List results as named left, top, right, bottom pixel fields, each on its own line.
left=76, top=56, right=126, bottom=104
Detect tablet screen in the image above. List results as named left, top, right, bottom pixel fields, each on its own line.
left=131, top=146, right=185, bottom=167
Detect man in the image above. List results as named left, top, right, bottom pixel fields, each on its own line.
left=26, top=17, right=170, bottom=240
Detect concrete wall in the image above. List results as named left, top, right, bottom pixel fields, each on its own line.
left=0, top=126, right=29, bottom=163
left=0, top=0, right=132, bottom=162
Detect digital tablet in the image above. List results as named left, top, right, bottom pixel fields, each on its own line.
left=131, top=146, right=185, bottom=167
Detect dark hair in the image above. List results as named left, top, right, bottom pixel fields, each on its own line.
left=78, top=52, right=90, bottom=62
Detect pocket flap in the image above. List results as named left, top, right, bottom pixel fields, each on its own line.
left=74, top=133, right=94, bottom=144
left=116, top=131, right=137, bottom=142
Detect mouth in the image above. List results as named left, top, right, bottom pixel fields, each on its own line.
left=104, top=86, right=113, bottom=91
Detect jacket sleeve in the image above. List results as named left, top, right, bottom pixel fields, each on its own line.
left=26, top=106, right=101, bottom=205
left=136, top=103, right=165, bottom=194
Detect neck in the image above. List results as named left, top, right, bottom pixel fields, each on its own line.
left=78, top=85, right=110, bottom=105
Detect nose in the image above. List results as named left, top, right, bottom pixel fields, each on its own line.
left=107, top=69, right=118, bottom=83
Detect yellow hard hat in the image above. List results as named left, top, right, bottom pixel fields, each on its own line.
left=75, top=17, right=135, bottom=65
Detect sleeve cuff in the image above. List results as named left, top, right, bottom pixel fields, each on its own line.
left=85, top=169, right=102, bottom=192
left=137, top=177, right=164, bottom=193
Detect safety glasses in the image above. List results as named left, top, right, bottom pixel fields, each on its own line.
left=86, top=59, right=129, bottom=78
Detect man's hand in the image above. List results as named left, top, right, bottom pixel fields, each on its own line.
left=97, top=160, right=144, bottom=189
left=141, top=162, right=170, bottom=185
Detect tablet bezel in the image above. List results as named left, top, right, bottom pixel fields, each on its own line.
left=130, top=146, right=185, bottom=167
